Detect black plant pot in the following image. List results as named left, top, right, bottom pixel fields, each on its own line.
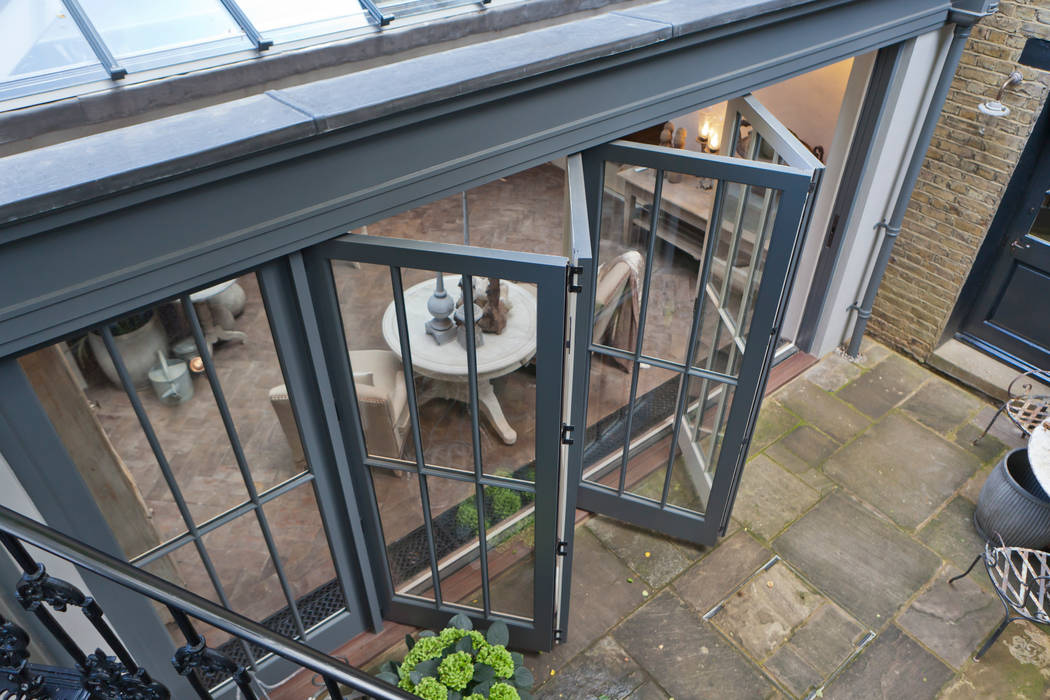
left=974, top=447, right=1050, bottom=549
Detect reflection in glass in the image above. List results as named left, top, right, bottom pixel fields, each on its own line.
left=1, top=0, right=100, bottom=82
left=1028, top=192, right=1050, bottom=244
left=234, top=0, right=368, bottom=40
left=76, top=0, right=250, bottom=60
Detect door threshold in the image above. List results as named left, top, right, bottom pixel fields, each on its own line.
left=931, top=337, right=1048, bottom=401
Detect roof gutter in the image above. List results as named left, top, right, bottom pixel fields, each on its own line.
left=844, top=0, right=997, bottom=357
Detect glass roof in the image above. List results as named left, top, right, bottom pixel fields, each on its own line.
left=0, top=0, right=490, bottom=103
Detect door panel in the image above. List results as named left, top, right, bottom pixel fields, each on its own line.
left=962, top=183, right=1050, bottom=368
left=302, top=234, right=570, bottom=651
left=575, top=95, right=822, bottom=546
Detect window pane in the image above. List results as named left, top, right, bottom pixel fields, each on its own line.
left=235, top=0, right=369, bottom=40
left=76, top=0, right=250, bottom=60
left=0, top=0, right=100, bottom=81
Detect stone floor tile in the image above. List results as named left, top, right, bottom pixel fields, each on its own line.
left=765, top=645, right=823, bottom=698
left=823, top=626, right=953, bottom=700
left=917, top=497, right=988, bottom=577
left=901, top=379, right=985, bottom=435
left=960, top=463, right=993, bottom=505
left=897, top=567, right=1002, bottom=669
left=824, top=413, right=979, bottom=531
left=775, top=380, right=870, bottom=444
left=527, top=527, right=646, bottom=677
left=856, top=336, right=891, bottom=369
left=787, top=602, right=866, bottom=677
left=753, top=400, right=802, bottom=453
left=535, top=636, right=646, bottom=700
left=765, top=425, right=840, bottom=473
left=732, top=455, right=821, bottom=541
left=972, top=405, right=1029, bottom=452
left=711, top=561, right=823, bottom=660
left=794, top=468, right=836, bottom=495
left=674, top=531, right=772, bottom=615
left=624, top=682, right=670, bottom=700
left=938, top=624, right=1050, bottom=699
left=836, top=354, right=929, bottom=419
left=614, top=592, right=780, bottom=700
left=585, top=516, right=702, bottom=589
left=773, top=492, right=941, bottom=628
left=954, top=422, right=1008, bottom=467
left=803, top=352, right=863, bottom=393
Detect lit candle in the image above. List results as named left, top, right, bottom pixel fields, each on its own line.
left=708, top=131, right=721, bottom=154
left=698, top=121, right=710, bottom=150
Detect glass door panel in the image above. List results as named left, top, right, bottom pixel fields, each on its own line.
left=576, top=96, right=821, bottom=546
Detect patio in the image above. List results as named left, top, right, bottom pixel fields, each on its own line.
left=333, top=338, right=1041, bottom=700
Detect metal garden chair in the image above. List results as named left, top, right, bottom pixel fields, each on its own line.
left=950, top=541, right=1050, bottom=660
left=974, top=369, right=1050, bottom=444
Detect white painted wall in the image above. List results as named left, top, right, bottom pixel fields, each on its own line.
left=808, top=27, right=954, bottom=357
left=0, top=449, right=115, bottom=658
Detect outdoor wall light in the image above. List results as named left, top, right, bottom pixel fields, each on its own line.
left=978, top=70, right=1023, bottom=117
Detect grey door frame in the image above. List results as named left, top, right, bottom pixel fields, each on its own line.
left=574, top=140, right=816, bottom=545
left=303, top=234, right=570, bottom=651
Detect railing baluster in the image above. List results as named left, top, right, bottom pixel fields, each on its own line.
left=324, top=674, right=346, bottom=699
left=0, top=613, right=45, bottom=698
left=169, top=605, right=257, bottom=699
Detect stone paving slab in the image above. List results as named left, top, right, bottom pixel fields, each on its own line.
left=897, top=567, right=1002, bottom=669
left=673, top=530, right=771, bottom=615
left=954, top=422, right=1008, bottom=467
left=824, top=413, right=979, bottom=531
left=773, top=492, right=940, bottom=628
left=753, top=400, right=801, bottom=453
left=802, top=352, right=862, bottom=392
left=917, top=497, right=988, bottom=581
left=823, top=626, right=953, bottom=700
left=775, top=380, right=870, bottom=444
left=585, top=516, right=703, bottom=589
left=624, top=682, right=669, bottom=699
left=526, top=526, right=647, bottom=677
left=535, top=636, right=647, bottom=699
left=856, top=337, right=891, bottom=369
left=732, top=455, right=821, bottom=541
left=901, top=379, right=985, bottom=435
left=614, top=591, right=780, bottom=700
left=836, top=354, right=929, bottom=419
left=787, top=602, right=866, bottom=678
left=711, top=561, right=823, bottom=661
left=765, top=644, right=823, bottom=698
left=765, top=424, right=840, bottom=473
left=938, top=624, right=1050, bottom=699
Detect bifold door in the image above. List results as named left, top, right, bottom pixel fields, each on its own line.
left=299, top=156, right=592, bottom=652
left=573, top=94, right=823, bottom=546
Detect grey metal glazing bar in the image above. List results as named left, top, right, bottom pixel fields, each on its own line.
left=389, top=267, right=443, bottom=606
left=99, top=327, right=234, bottom=611
left=616, top=169, right=664, bottom=496
left=358, top=0, right=394, bottom=26
left=592, top=341, right=739, bottom=385
left=217, top=0, right=274, bottom=50
left=132, top=472, right=313, bottom=567
left=58, top=0, right=127, bottom=80
left=181, top=297, right=307, bottom=640
left=460, top=274, right=492, bottom=617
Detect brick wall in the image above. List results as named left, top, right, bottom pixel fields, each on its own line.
left=868, top=0, right=1050, bottom=360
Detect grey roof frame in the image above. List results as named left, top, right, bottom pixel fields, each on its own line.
left=0, top=0, right=950, bottom=362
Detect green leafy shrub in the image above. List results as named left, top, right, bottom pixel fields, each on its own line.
left=376, top=613, right=535, bottom=700
left=490, top=488, right=522, bottom=520
left=456, top=501, right=480, bottom=534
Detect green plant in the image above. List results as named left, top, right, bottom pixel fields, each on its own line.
left=108, top=310, right=154, bottom=336
left=456, top=501, right=482, bottom=534
left=490, top=488, right=522, bottom=521
left=377, top=613, right=534, bottom=700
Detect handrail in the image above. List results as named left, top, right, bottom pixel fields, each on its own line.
left=0, top=503, right=413, bottom=699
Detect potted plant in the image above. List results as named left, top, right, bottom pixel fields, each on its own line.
left=376, top=613, right=534, bottom=700
left=975, top=418, right=1050, bottom=549
left=86, top=309, right=169, bottom=389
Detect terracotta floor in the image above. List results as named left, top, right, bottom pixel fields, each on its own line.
left=75, top=163, right=723, bottom=648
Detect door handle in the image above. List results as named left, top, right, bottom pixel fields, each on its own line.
left=1011, top=239, right=1031, bottom=252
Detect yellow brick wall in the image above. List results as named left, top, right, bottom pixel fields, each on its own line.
left=868, top=0, right=1050, bottom=360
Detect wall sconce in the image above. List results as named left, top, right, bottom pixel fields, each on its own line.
left=979, top=70, right=1023, bottom=117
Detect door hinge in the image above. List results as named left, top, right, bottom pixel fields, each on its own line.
left=567, top=265, right=583, bottom=293
left=553, top=629, right=564, bottom=643
left=561, top=423, right=575, bottom=445
left=557, top=540, right=568, bottom=556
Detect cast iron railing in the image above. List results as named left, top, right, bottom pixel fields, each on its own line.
left=0, top=504, right=412, bottom=700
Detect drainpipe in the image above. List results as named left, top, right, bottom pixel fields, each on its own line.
left=845, top=4, right=995, bottom=358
